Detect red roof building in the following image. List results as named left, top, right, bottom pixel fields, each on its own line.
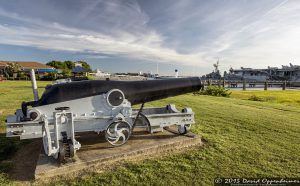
left=0, top=61, right=56, bottom=73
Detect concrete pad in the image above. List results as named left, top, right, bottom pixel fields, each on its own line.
left=34, top=128, right=203, bottom=179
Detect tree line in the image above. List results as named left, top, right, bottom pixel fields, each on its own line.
left=1, top=60, right=92, bottom=80
left=46, top=60, right=92, bottom=71
left=46, top=60, right=92, bottom=77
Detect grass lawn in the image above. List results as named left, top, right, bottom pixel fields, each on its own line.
left=0, top=81, right=299, bottom=185
left=231, top=90, right=300, bottom=106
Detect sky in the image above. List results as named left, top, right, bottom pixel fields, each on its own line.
left=0, top=0, right=300, bottom=76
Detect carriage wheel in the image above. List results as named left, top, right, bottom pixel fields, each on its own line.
left=105, top=121, right=131, bottom=146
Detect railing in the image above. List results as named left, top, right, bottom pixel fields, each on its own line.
left=201, top=80, right=300, bottom=90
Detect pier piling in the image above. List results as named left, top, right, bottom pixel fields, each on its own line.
left=243, top=80, right=246, bottom=91
left=264, top=81, right=268, bottom=91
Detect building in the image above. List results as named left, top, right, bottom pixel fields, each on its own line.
left=0, top=60, right=56, bottom=78
left=225, top=63, right=300, bottom=82
left=94, top=69, right=111, bottom=77
left=71, top=62, right=89, bottom=76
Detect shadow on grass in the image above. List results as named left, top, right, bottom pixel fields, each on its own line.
left=0, top=133, right=40, bottom=181
left=0, top=134, right=18, bottom=162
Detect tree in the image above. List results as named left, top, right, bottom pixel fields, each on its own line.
left=46, top=61, right=66, bottom=69
left=77, top=61, right=92, bottom=71
left=42, top=72, right=56, bottom=80
left=62, top=69, right=72, bottom=76
left=46, top=60, right=92, bottom=75
left=6, top=62, right=22, bottom=79
left=64, top=60, right=75, bottom=70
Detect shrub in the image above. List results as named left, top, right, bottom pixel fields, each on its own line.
left=62, top=69, right=72, bottom=76
left=248, top=95, right=264, bottom=102
left=194, top=86, right=231, bottom=97
left=42, top=72, right=57, bottom=81
left=265, top=96, right=276, bottom=101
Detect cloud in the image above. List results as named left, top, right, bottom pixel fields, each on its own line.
left=84, top=55, right=110, bottom=59
left=0, top=1, right=210, bottom=68
left=213, top=0, right=300, bottom=70
left=0, top=0, right=299, bottom=73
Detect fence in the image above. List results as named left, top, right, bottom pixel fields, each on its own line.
left=202, top=80, right=300, bottom=90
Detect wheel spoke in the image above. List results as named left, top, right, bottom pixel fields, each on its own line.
left=109, top=136, right=120, bottom=144
left=105, top=121, right=131, bottom=146
left=107, top=135, right=118, bottom=140
left=114, top=122, right=120, bottom=132
left=118, top=132, right=126, bottom=143
left=107, top=127, right=116, bottom=136
left=118, top=128, right=129, bottom=134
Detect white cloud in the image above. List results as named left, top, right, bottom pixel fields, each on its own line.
left=0, top=2, right=210, bottom=68
left=214, top=0, right=300, bottom=71
left=0, top=0, right=300, bottom=74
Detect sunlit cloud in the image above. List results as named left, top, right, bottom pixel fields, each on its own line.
left=0, top=0, right=299, bottom=73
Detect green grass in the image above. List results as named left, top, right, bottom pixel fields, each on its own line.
left=0, top=81, right=50, bottom=179
left=231, top=90, right=300, bottom=106
left=0, top=81, right=50, bottom=132
left=0, top=81, right=299, bottom=185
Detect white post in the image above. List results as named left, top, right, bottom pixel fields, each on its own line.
left=30, top=69, right=39, bottom=101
